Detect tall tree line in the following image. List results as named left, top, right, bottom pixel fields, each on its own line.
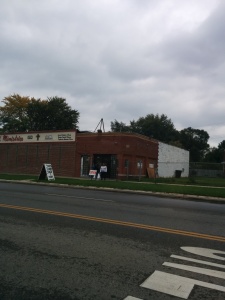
left=0, top=94, right=79, bottom=132
left=0, top=94, right=224, bottom=162
left=111, top=115, right=225, bottom=163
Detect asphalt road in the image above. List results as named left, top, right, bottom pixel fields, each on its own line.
left=0, top=182, right=225, bottom=300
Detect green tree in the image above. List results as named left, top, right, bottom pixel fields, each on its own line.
left=111, top=114, right=179, bottom=143
left=27, top=97, right=79, bottom=131
left=204, top=140, right=225, bottom=163
left=26, top=98, right=49, bottom=131
left=219, top=140, right=225, bottom=163
left=0, top=94, right=30, bottom=132
left=46, top=97, right=79, bottom=130
left=111, top=120, right=131, bottom=132
left=203, top=147, right=221, bottom=163
left=179, top=127, right=210, bottom=162
left=218, top=140, right=225, bottom=151
left=131, top=114, right=179, bottom=143
left=0, top=94, right=80, bottom=132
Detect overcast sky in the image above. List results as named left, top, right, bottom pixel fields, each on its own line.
left=0, top=0, right=224, bottom=146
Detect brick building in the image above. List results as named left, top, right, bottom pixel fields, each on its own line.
left=0, top=131, right=77, bottom=177
left=76, top=131, right=158, bottom=179
left=0, top=130, right=189, bottom=179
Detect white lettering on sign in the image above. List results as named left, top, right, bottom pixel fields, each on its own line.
left=44, top=164, right=55, bottom=180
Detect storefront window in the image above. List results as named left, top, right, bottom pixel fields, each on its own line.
left=80, top=155, right=90, bottom=176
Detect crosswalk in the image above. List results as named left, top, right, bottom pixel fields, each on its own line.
left=124, top=297, right=142, bottom=300
left=123, top=246, right=225, bottom=300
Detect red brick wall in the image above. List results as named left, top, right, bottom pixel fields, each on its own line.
left=0, top=132, right=158, bottom=179
left=0, top=143, right=76, bottom=177
left=76, top=132, right=158, bottom=178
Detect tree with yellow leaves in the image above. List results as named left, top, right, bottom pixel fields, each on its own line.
left=0, top=94, right=80, bottom=132
left=0, top=94, right=31, bottom=132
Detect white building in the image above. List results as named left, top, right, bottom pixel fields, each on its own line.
left=158, top=142, right=189, bottom=177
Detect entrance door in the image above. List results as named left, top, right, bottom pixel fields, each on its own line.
left=93, top=154, right=117, bottom=179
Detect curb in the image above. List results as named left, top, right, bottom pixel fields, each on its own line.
left=1, top=179, right=225, bottom=204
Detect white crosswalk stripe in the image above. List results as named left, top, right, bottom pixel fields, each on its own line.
left=141, top=270, right=225, bottom=299
left=124, top=246, right=225, bottom=300
left=123, top=297, right=143, bottom=300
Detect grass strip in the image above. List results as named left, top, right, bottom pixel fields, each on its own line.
left=0, top=174, right=224, bottom=199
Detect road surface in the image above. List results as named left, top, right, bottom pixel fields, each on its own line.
left=0, top=182, right=225, bottom=300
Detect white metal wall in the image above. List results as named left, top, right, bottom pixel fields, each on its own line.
left=158, top=142, right=189, bottom=177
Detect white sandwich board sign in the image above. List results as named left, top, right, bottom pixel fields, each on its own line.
left=38, top=164, right=55, bottom=181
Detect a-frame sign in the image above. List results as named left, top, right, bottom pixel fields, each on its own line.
left=38, top=163, right=55, bottom=181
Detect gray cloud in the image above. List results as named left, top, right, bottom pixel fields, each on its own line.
left=0, top=0, right=224, bottom=146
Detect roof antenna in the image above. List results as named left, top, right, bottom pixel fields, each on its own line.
left=94, top=118, right=105, bottom=133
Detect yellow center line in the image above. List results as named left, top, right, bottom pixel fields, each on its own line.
left=1, top=203, right=225, bottom=242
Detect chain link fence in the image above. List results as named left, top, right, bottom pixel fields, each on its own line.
left=190, top=162, right=225, bottom=177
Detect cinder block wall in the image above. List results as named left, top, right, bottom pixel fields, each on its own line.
left=158, top=142, right=189, bottom=177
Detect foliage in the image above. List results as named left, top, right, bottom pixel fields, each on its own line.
left=203, top=147, right=223, bottom=163
left=46, top=97, right=79, bottom=130
left=27, top=97, right=79, bottom=131
left=0, top=94, right=30, bottom=132
left=179, top=127, right=210, bottom=162
left=26, top=98, right=48, bottom=131
left=203, top=140, right=225, bottom=163
left=218, top=140, right=225, bottom=150
left=168, top=140, right=184, bottom=148
left=110, top=115, right=225, bottom=162
left=110, top=120, right=130, bottom=132
left=0, top=94, right=79, bottom=132
left=132, top=114, right=179, bottom=143
left=111, top=114, right=179, bottom=144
